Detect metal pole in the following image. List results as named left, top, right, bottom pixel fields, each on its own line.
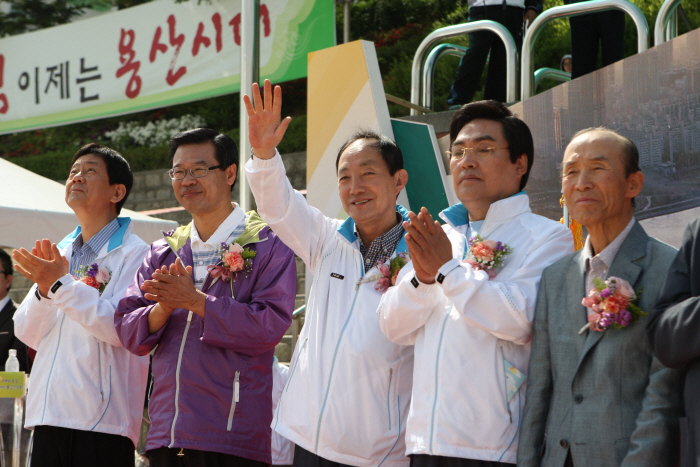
left=344, top=0, right=351, bottom=44
left=12, top=396, right=21, bottom=467
left=410, top=20, right=517, bottom=115
left=239, top=0, right=260, bottom=212
left=421, top=44, right=468, bottom=110
left=522, top=0, right=648, bottom=100
left=654, top=0, right=684, bottom=46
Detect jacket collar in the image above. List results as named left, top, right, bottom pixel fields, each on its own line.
left=336, top=205, right=410, bottom=254
left=57, top=217, right=132, bottom=256
left=574, top=220, right=648, bottom=373
left=439, top=191, right=530, bottom=234
left=163, top=211, right=270, bottom=260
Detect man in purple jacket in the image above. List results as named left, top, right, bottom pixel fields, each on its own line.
left=115, top=128, right=297, bottom=466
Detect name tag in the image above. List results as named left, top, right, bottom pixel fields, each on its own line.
left=330, top=273, right=344, bottom=280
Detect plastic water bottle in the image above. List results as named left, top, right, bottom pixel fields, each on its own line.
left=5, top=349, right=19, bottom=372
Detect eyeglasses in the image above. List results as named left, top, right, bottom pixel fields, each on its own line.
left=445, top=146, right=508, bottom=161
left=168, top=165, right=222, bottom=180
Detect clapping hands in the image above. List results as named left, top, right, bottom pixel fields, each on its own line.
left=403, top=207, right=453, bottom=284
left=13, top=239, right=69, bottom=298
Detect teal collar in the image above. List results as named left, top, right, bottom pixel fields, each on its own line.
left=337, top=205, right=410, bottom=246
left=58, top=217, right=131, bottom=253
left=440, top=191, right=527, bottom=227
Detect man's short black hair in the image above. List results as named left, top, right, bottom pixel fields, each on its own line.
left=569, top=127, right=641, bottom=207
left=71, top=143, right=133, bottom=215
left=335, top=130, right=404, bottom=175
left=449, top=100, right=534, bottom=191
left=169, top=128, right=239, bottom=192
left=0, top=249, right=12, bottom=292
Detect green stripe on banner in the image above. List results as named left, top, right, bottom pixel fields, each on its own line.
left=391, top=119, right=451, bottom=221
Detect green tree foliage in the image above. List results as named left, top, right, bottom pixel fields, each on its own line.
left=0, top=0, right=83, bottom=37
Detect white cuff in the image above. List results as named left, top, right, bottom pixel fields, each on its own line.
left=250, top=148, right=282, bottom=168
left=47, top=273, right=75, bottom=300
left=436, top=258, right=461, bottom=284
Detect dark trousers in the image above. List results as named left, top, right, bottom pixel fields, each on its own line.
left=149, top=447, right=267, bottom=467
left=569, top=9, right=625, bottom=79
left=410, top=454, right=512, bottom=467
left=447, top=5, right=525, bottom=105
left=30, top=425, right=134, bottom=467
left=293, top=445, right=354, bottom=467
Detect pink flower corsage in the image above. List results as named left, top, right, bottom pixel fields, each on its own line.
left=578, top=276, right=645, bottom=334
left=375, top=252, right=410, bottom=293
left=207, top=242, right=256, bottom=282
left=463, top=235, right=512, bottom=279
left=74, top=263, right=111, bottom=294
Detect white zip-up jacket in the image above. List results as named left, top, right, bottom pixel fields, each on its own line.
left=379, top=194, right=573, bottom=463
left=14, top=218, right=150, bottom=445
left=246, top=152, right=413, bottom=467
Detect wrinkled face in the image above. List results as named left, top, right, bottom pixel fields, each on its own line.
left=171, top=142, right=237, bottom=216
left=449, top=119, right=526, bottom=210
left=65, top=154, right=122, bottom=214
left=337, top=139, right=404, bottom=229
left=562, top=131, right=641, bottom=227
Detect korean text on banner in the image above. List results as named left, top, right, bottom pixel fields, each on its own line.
left=0, top=0, right=334, bottom=135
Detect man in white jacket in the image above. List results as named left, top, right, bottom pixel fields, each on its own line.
left=244, top=80, right=414, bottom=467
left=379, top=101, right=574, bottom=466
left=13, top=143, right=150, bottom=467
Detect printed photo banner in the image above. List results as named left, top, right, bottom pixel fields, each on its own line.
left=0, top=0, right=334, bottom=134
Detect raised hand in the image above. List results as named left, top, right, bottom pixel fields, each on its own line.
left=243, top=79, right=292, bottom=160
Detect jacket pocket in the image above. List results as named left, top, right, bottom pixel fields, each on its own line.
left=614, top=438, right=630, bottom=464
left=226, top=370, right=240, bottom=431
left=285, top=338, right=307, bottom=393
left=679, top=417, right=694, bottom=467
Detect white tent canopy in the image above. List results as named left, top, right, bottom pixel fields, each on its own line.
left=0, top=157, right=178, bottom=249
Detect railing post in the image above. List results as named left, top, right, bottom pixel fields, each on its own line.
left=421, top=44, right=468, bottom=110
left=411, top=21, right=517, bottom=115
left=655, top=0, right=684, bottom=46
left=521, top=0, right=648, bottom=100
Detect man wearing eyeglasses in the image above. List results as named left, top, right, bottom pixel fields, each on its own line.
left=115, top=128, right=297, bottom=467
left=378, top=101, right=573, bottom=466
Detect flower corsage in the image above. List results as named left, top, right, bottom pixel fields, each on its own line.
left=75, top=263, right=111, bottom=294
left=207, top=241, right=257, bottom=294
left=374, top=252, right=411, bottom=293
left=463, top=235, right=513, bottom=279
left=578, top=276, right=645, bottom=334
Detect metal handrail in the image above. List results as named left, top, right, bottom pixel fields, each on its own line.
left=654, top=0, right=683, bottom=46
left=534, top=67, right=571, bottom=90
left=421, top=43, right=468, bottom=110
left=521, top=0, right=649, bottom=100
left=291, top=304, right=306, bottom=350
left=411, top=20, right=517, bottom=115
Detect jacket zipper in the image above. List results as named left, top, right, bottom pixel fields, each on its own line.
left=227, top=370, right=240, bottom=431
left=429, top=302, right=453, bottom=454
left=285, top=338, right=308, bottom=393
left=169, top=310, right=193, bottom=448
left=314, top=272, right=363, bottom=453
left=97, top=343, right=103, bottom=401
left=387, top=368, right=393, bottom=430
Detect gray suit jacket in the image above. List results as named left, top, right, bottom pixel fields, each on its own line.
left=518, top=221, right=683, bottom=467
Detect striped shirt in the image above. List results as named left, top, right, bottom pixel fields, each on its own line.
left=69, top=218, right=121, bottom=276
left=190, top=207, right=248, bottom=290
left=355, top=212, right=405, bottom=273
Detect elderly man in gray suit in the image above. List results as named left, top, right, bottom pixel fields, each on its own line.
left=518, top=127, right=683, bottom=467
